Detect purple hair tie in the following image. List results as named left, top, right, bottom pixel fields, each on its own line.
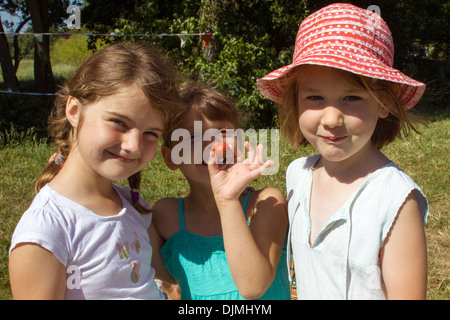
left=130, top=189, right=140, bottom=203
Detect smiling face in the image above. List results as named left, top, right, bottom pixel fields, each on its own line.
left=297, top=66, right=388, bottom=166
left=66, top=85, right=164, bottom=182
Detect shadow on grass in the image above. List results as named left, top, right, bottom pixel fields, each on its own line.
left=0, top=78, right=59, bottom=140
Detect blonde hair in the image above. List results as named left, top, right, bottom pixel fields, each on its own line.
left=279, top=66, right=421, bottom=149
left=36, top=43, right=184, bottom=213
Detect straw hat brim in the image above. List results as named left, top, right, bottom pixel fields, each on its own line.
left=257, top=51, right=425, bottom=110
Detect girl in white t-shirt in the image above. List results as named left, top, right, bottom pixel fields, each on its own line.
left=257, top=4, right=428, bottom=299
left=9, top=43, right=183, bottom=299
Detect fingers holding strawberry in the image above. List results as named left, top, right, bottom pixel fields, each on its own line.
left=208, top=141, right=272, bottom=202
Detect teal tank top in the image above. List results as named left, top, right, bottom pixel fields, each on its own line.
left=160, top=192, right=290, bottom=300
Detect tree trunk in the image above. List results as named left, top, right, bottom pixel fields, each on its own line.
left=13, top=16, right=33, bottom=73
left=0, top=16, right=20, bottom=91
left=28, top=0, right=55, bottom=95
left=199, top=0, right=219, bottom=62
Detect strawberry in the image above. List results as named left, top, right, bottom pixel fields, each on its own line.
left=212, top=141, right=227, bottom=161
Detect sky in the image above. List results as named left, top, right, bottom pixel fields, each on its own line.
left=0, top=1, right=82, bottom=32
left=1, top=9, right=31, bottom=32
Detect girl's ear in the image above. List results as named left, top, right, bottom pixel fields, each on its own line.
left=161, top=145, right=179, bottom=171
left=379, top=106, right=389, bottom=119
left=66, top=96, right=81, bottom=128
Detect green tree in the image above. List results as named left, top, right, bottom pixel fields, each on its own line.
left=1, top=0, right=75, bottom=97
left=0, top=15, right=20, bottom=91
left=79, top=0, right=449, bottom=127
left=82, top=0, right=310, bottom=127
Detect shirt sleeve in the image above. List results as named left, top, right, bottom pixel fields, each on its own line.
left=378, top=167, right=429, bottom=243
left=9, top=207, right=71, bottom=266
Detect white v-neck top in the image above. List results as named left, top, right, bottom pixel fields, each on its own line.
left=286, top=155, right=428, bottom=299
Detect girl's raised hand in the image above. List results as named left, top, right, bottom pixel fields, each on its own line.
left=208, top=140, right=272, bottom=202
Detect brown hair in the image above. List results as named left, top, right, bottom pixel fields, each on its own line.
left=279, top=66, right=422, bottom=149
left=36, top=42, right=184, bottom=213
left=162, top=81, right=239, bottom=148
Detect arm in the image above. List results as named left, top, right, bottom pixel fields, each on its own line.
left=380, top=191, right=427, bottom=299
left=221, top=189, right=287, bottom=299
left=9, top=243, right=66, bottom=299
left=148, top=223, right=177, bottom=284
left=208, top=143, right=287, bottom=299
left=148, top=199, right=178, bottom=284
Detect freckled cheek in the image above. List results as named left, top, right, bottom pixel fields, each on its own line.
left=80, top=125, right=122, bottom=157
left=298, top=111, right=318, bottom=136
left=346, top=117, right=376, bottom=137
left=96, top=126, right=123, bottom=149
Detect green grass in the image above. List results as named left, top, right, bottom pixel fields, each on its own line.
left=381, top=117, right=449, bottom=300
left=0, top=116, right=448, bottom=299
left=2, top=59, right=78, bottom=86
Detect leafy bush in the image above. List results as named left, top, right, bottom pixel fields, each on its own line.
left=50, top=34, right=92, bottom=65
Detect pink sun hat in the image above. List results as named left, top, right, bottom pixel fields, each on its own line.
left=257, top=3, right=425, bottom=110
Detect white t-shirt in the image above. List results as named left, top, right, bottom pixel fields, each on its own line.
left=10, top=184, right=165, bottom=300
left=286, top=155, right=428, bottom=299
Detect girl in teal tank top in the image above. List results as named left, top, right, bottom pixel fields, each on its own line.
left=160, top=195, right=290, bottom=300
left=150, top=82, right=290, bottom=300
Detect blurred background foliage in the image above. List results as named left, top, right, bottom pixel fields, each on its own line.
left=1, top=0, right=449, bottom=135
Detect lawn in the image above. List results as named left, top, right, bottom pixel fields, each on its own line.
left=0, top=113, right=448, bottom=299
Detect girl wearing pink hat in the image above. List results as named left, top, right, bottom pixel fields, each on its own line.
left=258, top=3, right=428, bottom=299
